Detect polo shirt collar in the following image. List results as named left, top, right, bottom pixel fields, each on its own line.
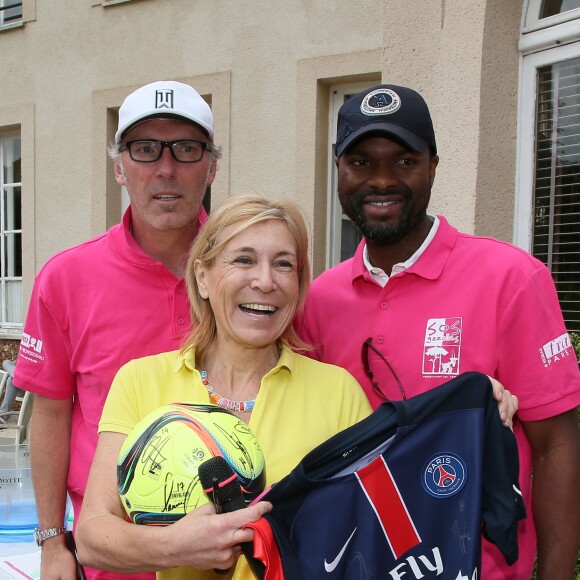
left=174, top=343, right=295, bottom=378
left=176, top=347, right=197, bottom=374
left=121, top=207, right=151, bottom=264
left=112, top=206, right=208, bottom=270
left=265, top=344, right=295, bottom=377
left=363, top=215, right=440, bottom=284
left=351, top=214, right=457, bottom=284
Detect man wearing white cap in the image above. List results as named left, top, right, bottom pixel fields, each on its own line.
left=14, top=81, right=267, bottom=580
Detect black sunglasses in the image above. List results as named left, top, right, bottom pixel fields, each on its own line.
left=361, top=337, right=407, bottom=401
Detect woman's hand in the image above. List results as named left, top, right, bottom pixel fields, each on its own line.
left=168, top=500, right=272, bottom=570
left=78, top=432, right=272, bottom=573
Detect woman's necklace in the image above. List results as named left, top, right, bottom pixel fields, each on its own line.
left=201, top=370, right=256, bottom=413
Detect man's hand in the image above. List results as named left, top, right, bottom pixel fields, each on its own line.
left=524, top=410, right=580, bottom=580
left=40, top=536, right=78, bottom=580
left=488, top=377, right=518, bottom=429
left=30, top=396, right=74, bottom=578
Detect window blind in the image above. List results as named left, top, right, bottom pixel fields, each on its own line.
left=0, top=1, right=22, bottom=26
left=533, top=56, right=580, bottom=332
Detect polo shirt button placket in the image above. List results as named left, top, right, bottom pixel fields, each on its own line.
left=174, top=281, right=188, bottom=332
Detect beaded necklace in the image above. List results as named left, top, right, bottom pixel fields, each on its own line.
left=201, top=370, right=256, bottom=413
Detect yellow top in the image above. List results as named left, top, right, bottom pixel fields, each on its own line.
left=100, top=345, right=372, bottom=580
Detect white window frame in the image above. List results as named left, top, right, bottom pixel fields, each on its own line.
left=121, top=184, right=130, bottom=215
left=0, top=132, right=22, bottom=329
left=522, top=0, right=580, bottom=35
left=326, top=82, right=376, bottom=268
left=515, top=0, right=580, bottom=250
left=99, top=0, right=143, bottom=6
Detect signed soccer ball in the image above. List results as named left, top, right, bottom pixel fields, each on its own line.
left=117, top=403, right=265, bottom=525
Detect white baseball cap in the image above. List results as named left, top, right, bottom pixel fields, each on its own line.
left=115, top=81, right=214, bottom=143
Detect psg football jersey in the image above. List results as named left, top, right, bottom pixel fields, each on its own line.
left=246, top=372, right=526, bottom=580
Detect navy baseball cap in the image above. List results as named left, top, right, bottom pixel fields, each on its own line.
left=335, top=84, right=437, bottom=157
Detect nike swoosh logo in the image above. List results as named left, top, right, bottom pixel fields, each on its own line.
left=324, top=527, right=357, bottom=573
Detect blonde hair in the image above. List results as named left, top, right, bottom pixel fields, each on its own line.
left=182, top=194, right=311, bottom=363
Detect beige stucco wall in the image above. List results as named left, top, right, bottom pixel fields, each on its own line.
left=0, top=0, right=522, bottom=315
left=382, top=0, right=521, bottom=241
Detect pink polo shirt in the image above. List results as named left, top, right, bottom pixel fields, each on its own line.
left=15, top=207, right=206, bottom=526
left=297, top=215, right=580, bottom=580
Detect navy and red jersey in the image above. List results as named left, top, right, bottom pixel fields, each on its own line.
left=246, top=372, right=526, bottom=579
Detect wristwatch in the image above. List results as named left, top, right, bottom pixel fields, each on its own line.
left=34, top=526, right=67, bottom=546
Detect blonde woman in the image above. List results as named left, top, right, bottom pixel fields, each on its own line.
left=76, top=195, right=372, bottom=579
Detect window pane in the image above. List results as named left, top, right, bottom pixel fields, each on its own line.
left=4, top=185, right=21, bottom=230
left=340, top=219, right=362, bottom=263
left=202, top=187, right=211, bottom=214
left=541, top=0, right=580, bottom=18
left=327, top=84, right=377, bottom=267
left=0, top=135, right=22, bottom=326
left=3, top=233, right=22, bottom=277
left=338, top=93, right=364, bottom=262
left=2, top=137, right=20, bottom=184
left=532, top=57, right=580, bottom=332
left=4, top=279, right=22, bottom=324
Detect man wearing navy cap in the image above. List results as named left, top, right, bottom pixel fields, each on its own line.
left=298, top=84, right=580, bottom=579
left=15, top=81, right=269, bottom=580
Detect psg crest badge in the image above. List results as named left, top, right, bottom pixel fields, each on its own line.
left=422, top=453, right=468, bottom=498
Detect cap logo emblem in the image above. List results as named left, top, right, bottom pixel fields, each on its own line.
left=361, top=88, right=401, bottom=116
left=155, top=89, right=174, bottom=110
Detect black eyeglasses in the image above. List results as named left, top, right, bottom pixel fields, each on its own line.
left=361, top=337, right=407, bottom=401
left=120, top=139, right=210, bottom=163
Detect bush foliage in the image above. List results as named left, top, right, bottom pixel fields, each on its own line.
left=570, top=332, right=580, bottom=367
